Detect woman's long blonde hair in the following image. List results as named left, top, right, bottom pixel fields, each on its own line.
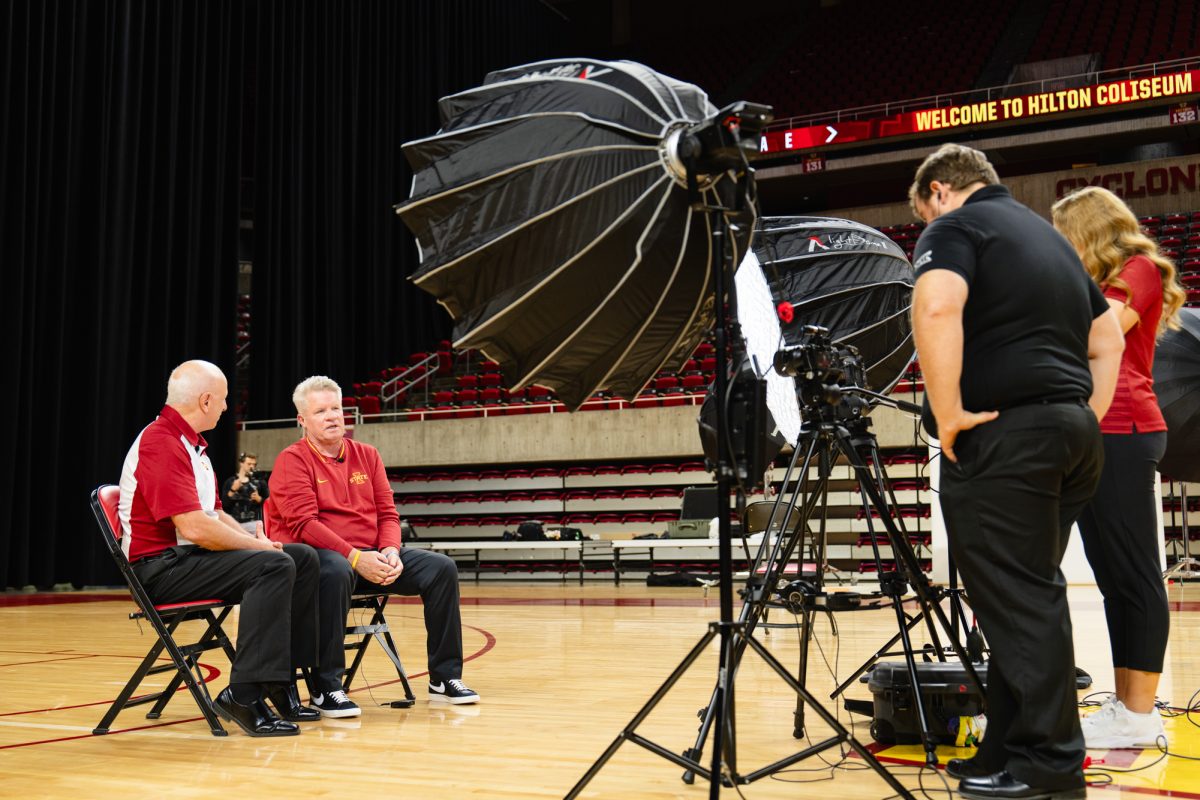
left=1051, top=186, right=1184, bottom=336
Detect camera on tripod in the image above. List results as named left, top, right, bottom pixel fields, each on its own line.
left=772, top=325, right=869, bottom=417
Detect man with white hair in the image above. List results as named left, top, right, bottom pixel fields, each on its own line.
left=267, top=375, right=479, bottom=715
left=119, top=360, right=323, bottom=736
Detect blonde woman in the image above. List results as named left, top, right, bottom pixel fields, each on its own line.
left=1052, top=187, right=1185, bottom=749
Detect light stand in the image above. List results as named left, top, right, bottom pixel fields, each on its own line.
left=565, top=108, right=915, bottom=798
left=1164, top=480, right=1198, bottom=580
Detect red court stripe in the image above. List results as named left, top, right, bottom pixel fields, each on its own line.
left=0, top=593, right=128, bottom=607
left=0, top=662, right=221, bottom=717
left=0, top=717, right=203, bottom=750
left=1, top=625, right=498, bottom=746
left=0, top=655, right=96, bottom=669
left=346, top=622, right=496, bottom=691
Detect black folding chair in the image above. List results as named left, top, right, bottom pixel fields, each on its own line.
left=90, top=485, right=237, bottom=735
left=260, top=496, right=416, bottom=709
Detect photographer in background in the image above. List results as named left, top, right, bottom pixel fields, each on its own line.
left=223, top=453, right=269, bottom=534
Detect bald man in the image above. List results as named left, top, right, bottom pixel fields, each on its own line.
left=118, top=360, right=322, bottom=737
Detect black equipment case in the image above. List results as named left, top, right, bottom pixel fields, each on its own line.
left=862, top=661, right=988, bottom=744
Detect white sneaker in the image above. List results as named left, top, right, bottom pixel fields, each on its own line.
left=1081, top=699, right=1165, bottom=749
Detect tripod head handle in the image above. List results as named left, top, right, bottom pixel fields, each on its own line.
left=843, top=387, right=922, bottom=416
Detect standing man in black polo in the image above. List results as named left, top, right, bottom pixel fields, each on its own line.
left=909, top=144, right=1124, bottom=800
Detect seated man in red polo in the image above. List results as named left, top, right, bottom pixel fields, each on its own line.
left=119, top=360, right=323, bottom=736
left=267, top=375, right=480, bottom=711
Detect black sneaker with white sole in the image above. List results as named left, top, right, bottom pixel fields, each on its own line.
left=428, top=677, right=480, bottom=705
left=309, top=688, right=361, bottom=718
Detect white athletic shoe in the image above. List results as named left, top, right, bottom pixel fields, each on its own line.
left=1081, top=699, right=1165, bottom=749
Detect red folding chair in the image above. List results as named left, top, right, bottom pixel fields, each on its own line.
left=90, top=485, right=236, bottom=736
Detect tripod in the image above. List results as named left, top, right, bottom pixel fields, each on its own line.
left=565, top=183, right=915, bottom=798
left=680, top=390, right=984, bottom=781
left=1164, top=480, right=1199, bottom=580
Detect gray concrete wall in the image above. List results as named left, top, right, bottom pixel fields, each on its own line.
left=239, top=401, right=925, bottom=471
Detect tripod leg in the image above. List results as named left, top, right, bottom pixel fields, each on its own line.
left=681, top=434, right=828, bottom=784
left=744, top=634, right=917, bottom=800
left=565, top=627, right=719, bottom=799
left=890, top=587, right=939, bottom=766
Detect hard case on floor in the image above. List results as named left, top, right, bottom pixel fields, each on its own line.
left=863, top=660, right=988, bottom=744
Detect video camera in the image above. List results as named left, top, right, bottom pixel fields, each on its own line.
left=773, top=325, right=869, bottom=417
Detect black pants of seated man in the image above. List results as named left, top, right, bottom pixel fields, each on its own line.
left=314, top=547, right=463, bottom=692
left=939, top=400, right=1102, bottom=791
left=134, top=543, right=320, bottom=686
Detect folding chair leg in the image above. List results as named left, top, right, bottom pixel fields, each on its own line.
left=94, top=619, right=227, bottom=736
left=145, top=608, right=232, bottom=720
left=378, top=628, right=416, bottom=705
left=157, top=630, right=227, bottom=736
left=343, top=596, right=415, bottom=708
left=94, top=638, right=168, bottom=734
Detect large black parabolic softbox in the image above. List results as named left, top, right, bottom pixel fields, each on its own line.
left=396, top=59, right=758, bottom=409
left=755, top=216, right=915, bottom=394
left=1154, top=307, right=1200, bottom=481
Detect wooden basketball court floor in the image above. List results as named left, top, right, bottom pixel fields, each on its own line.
left=2, top=581, right=1199, bottom=799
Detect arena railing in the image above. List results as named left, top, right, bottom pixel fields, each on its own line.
left=381, top=351, right=439, bottom=406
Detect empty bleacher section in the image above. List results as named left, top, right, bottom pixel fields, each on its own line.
left=331, top=341, right=719, bottom=423
left=1024, top=0, right=1198, bottom=72
left=745, top=0, right=1018, bottom=118
left=384, top=449, right=936, bottom=581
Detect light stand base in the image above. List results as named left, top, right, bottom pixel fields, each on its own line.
left=563, top=620, right=916, bottom=800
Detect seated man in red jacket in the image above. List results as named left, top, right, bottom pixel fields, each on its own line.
left=267, top=375, right=479, bottom=714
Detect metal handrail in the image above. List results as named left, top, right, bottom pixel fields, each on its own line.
left=237, top=408, right=361, bottom=431
left=237, top=392, right=708, bottom=428
left=764, top=55, right=1200, bottom=132
left=382, top=352, right=439, bottom=405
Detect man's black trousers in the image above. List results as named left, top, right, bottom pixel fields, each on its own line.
left=940, top=400, right=1102, bottom=790
left=134, top=543, right=320, bottom=687
left=314, top=547, right=464, bottom=692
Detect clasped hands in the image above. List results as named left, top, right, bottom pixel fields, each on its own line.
left=354, top=548, right=403, bottom=585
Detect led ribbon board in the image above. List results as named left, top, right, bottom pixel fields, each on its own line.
left=761, top=69, right=1199, bottom=154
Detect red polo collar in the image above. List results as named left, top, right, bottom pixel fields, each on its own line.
left=158, top=404, right=209, bottom=453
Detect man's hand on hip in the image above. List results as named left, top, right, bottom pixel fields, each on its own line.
left=936, top=409, right=999, bottom=463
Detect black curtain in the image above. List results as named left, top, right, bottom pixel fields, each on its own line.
left=247, top=0, right=575, bottom=417
left=0, top=0, right=242, bottom=588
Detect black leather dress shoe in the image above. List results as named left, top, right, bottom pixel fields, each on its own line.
left=946, top=757, right=1000, bottom=779
left=214, top=688, right=300, bottom=737
left=266, top=684, right=322, bottom=722
left=959, top=770, right=1086, bottom=800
